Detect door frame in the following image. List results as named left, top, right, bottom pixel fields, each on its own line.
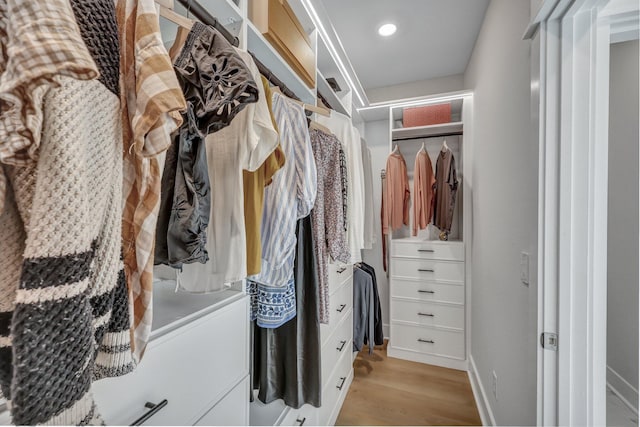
left=528, top=0, right=639, bottom=425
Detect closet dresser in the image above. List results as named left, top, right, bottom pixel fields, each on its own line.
left=386, top=97, right=472, bottom=372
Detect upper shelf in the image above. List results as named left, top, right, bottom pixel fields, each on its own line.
left=392, top=121, right=463, bottom=141
left=317, top=70, right=350, bottom=116
left=246, top=21, right=316, bottom=105
left=316, top=35, right=352, bottom=113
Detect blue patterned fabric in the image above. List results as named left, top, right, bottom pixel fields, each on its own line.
left=248, top=279, right=296, bottom=328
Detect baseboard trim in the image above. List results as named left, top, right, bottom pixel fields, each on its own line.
left=468, top=355, right=496, bottom=426
left=607, top=365, right=639, bottom=415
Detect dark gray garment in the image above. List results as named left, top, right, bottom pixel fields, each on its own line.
left=253, top=215, right=322, bottom=409
left=359, top=263, right=384, bottom=346
left=155, top=106, right=210, bottom=268
left=353, top=266, right=375, bottom=354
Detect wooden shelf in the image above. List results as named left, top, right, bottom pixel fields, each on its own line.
left=317, top=70, right=350, bottom=116
left=246, top=21, right=316, bottom=105
left=392, top=121, right=463, bottom=141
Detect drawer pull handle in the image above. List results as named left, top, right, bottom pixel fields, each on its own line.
left=418, top=249, right=435, bottom=253
left=337, top=266, right=347, bottom=274
left=337, top=376, right=347, bottom=390
left=131, top=399, right=168, bottom=426
left=296, top=417, right=306, bottom=426
left=417, top=338, right=435, bottom=344
left=337, top=340, right=347, bottom=352
left=418, top=312, right=435, bottom=317
left=418, top=290, right=435, bottom=294
left=336, top=304, right=347, bottom=313
left=418, top=269, right=435, bottom=273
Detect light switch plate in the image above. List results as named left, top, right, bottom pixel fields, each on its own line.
left=521, top=252, right=530, bottom=285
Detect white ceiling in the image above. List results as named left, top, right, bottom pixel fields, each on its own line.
left=320, top=0, right=490, bottom=91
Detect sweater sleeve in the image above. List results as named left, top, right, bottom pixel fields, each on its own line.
left=412, top=154, right=422, bottom=236
left=403, top=160, right=410, bottom=226
left=326, top=141, right=350, bottom=263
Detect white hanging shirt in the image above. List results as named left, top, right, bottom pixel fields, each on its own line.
left=178, top=49, right=278, bottom=292
left=317, top=112, right=366, bottom=263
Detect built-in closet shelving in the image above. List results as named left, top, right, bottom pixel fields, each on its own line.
left=386, top=96, right=473, bottom=371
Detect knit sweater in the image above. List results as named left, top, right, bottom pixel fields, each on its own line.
left=0, top=0, right=135, bottom=424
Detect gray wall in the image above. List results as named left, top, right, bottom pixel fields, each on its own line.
left=463, top=0, right=538, bottom=424
left=607, top=40, right=639, bottom=400
left=365, top=74, right=465, bottom=104
left=363, top=119, right=391, bottom=337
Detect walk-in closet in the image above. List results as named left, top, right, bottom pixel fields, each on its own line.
left=0, top=0, right=638, bottom=426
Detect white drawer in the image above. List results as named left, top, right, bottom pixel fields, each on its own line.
left=391, top=241, right=464, bottom=261
left=195, top=376, right=249, bottom=426
left=390, top=258, right=464, bottom=283
left=320, top=280, right=352, bottom=344
left=93, top=297, right=249, bottom=426
left=321, top=311, right=353, bottom=385
left=391, top=300, right=464, bottom=330
left=328, top=262, right=352, bottom=293
left=319, top=348, right=352, bottom=425
left=390, top=323, right=465, bottom=359
left=279, top=404, right=318, bottom=426
left=391, top=278, right=465, bottom=305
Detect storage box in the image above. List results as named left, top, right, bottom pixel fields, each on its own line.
left=402, top=103, right=452, bottom=127
left=249, top=0, right=316, bottom=88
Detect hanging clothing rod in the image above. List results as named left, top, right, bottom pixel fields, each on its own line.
left=175, top=0, right=239, bottom=47
left=392, top=131, right=463, bottom=142
left=174, top=0, right=305, bottom=103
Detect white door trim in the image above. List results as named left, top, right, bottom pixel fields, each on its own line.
left=533, top=0, right=638, bottom=425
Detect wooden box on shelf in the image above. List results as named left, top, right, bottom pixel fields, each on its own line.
left=249, top=0, right=316, bottom=88
left=403, top=103, right=451, bottom=127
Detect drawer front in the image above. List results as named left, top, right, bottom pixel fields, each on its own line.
left=279, top=404, right=318, bottom=426
left=93, top=297, right=249, bottom=425
left=321, top=311, right=353, bottom=385
left=392, top=241, right=464, bottom=261
left=391, top=300, right=464, bottom=330
left=328, top=262, right=353, bottom=294
left=320, top=280, right=352, bottom=344
left=391, top=278, right=464, bottom=305
left=391, top=258, right=464, bottom=283
left=319, top=348, right=352, bottom=425
left=195, top=376, right=249, bottom=426
left=390, top=323, right=465, bottom=359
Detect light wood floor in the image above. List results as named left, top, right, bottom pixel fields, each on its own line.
left=336, top=342, right=482, bottom=426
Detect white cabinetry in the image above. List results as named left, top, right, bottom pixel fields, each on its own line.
left=93, top=291, right=249, bottom=426
left=388, top=240, right=468, bottom=371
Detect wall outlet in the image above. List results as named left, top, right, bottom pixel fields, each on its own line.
left=492, top=370, right=498, bottom=400
left=520, top=252, right=530, bottom=285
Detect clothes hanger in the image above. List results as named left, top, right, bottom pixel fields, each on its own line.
left=155, top=0, right=174, bottom=7
left=421, top=141, right=427, bottom=153
left=158, top=5, right=194, bottom=30
left=309, top=120, right=332, bottom=135
left=392, top=143, right=400, bottom=154
left=304, top=103, right=331, bottom=117
left=441, top=139, right=449, bottom=152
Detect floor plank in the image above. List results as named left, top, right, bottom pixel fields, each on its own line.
left=336, top=342, right=482, bottom=426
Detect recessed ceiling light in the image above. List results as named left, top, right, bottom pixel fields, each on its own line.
left=378, top=23, right=397, bottom=37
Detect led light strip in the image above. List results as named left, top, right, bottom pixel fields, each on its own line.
left=300, top=0, right=367, bottom=107
left=357, top=91, right=474, bottom=112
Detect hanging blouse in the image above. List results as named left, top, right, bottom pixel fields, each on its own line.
left=309, top=128, right=350, bottom=324
left=433, top=147, right=459, bottom=233
left=243, top=76, right=286, bottom=277
left=361, top=138, right=375, bottom=248
left=155, top=22, right=260, bottom=269
left=248, top=92, right=317, bottom=328
left=115, top=0, right=187, bottom=363
left=317, top=112, right=366, bottom=263
left=382, top=151, right=410, bottom=234
left=177, top=49, right=279, bottom=292
left=413, top=150, right=436, bottom=236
